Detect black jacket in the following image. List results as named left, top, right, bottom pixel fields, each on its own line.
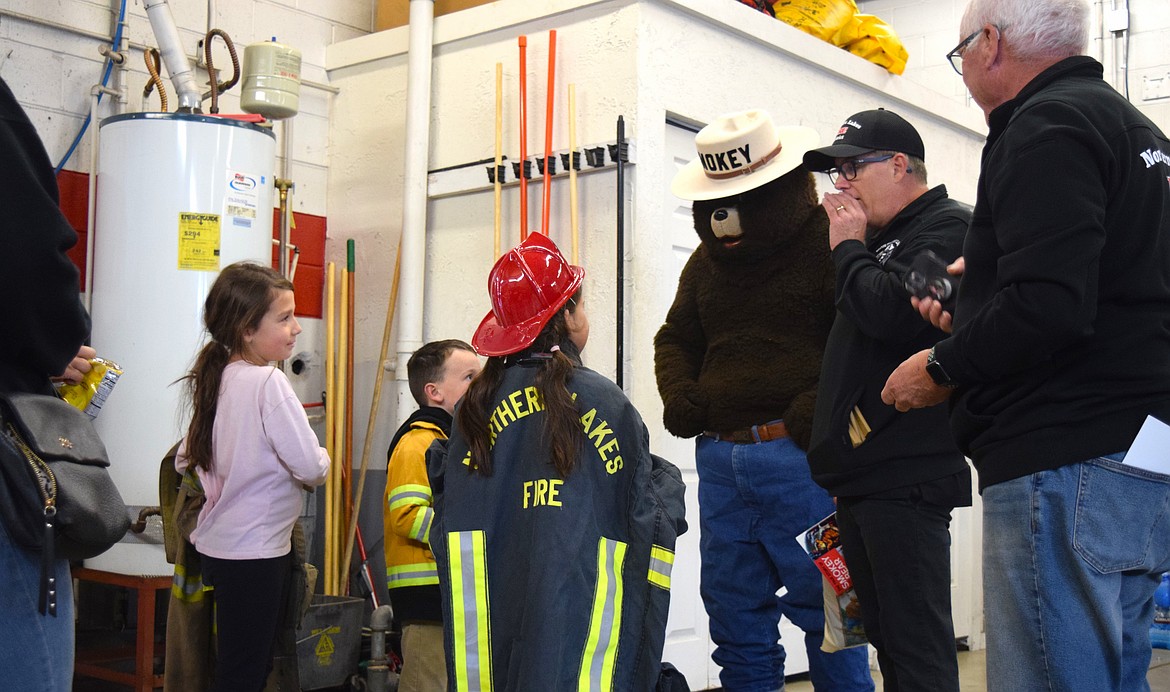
left=808, top=186, right=971, bottom=497
left=932, top=57, right=1170, bottom=489
left=0, top=78, right=89, bottom=395
left=427, top=361, right=686, bottom=692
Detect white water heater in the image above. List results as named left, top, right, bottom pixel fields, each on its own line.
left=87, top=112, right=276, bottom=573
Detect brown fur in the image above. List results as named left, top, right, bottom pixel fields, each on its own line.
left=654, top=169, right=835, bottom=449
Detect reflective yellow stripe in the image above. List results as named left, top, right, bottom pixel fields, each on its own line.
left=387, top=562, right=440, bottom=588
left=410, top=506, right=435, bottom=544
left=577, top=537, right=627, bottom=692
left=449, top=531, right=492, bottom=691
left=647, top=545, right=674, bottom=591
left=171, top=563, right=213, bottom=602
left=388, top=484, right=432, bottom=510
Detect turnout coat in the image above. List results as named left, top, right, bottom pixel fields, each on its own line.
left=427, top=361, right=687, bottom=692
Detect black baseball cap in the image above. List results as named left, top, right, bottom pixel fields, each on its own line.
left=803, top=108, right=926, bottom=172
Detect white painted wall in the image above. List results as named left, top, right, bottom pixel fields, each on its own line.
left=325, top=0, right=989, bottom=506
left=325, top=0, right=990, bottom=685
left=857, top=0, right=1170, bottom=126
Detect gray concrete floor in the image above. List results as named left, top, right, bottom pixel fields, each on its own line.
left=785, top=646, right=1170, bottom=691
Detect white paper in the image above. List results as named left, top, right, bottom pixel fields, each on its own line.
left=1122, top=415, right=1170, bottom=476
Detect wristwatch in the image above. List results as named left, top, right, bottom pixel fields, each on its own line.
left=925, top=345, right=959, bottom=388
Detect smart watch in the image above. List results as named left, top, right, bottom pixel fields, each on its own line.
left=925, top=345, right=959, bottom=388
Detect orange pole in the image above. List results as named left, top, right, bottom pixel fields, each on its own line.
left=519, top=35, right=528, bottom=240
left=340, top=241, right=403, bottom=599
left=541, top=30, right=556, bottom=237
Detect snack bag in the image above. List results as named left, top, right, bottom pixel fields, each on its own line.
left=58, top=357, right=124, bottom=419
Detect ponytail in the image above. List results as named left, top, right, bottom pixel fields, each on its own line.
left=183, top=341, right=231, bottom=471
left=457, top=356, right=506, bottom=475
left=532, top=335, right=583, bottom=478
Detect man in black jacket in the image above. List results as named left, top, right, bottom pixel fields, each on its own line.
left=0, top=77, right=92, bottom=690
left=882, top=0, right=1170, bottom=689
left=803, top=109, right=971, bottom=692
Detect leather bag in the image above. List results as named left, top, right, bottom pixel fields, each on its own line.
left=0, top=392, right=130, bottom=614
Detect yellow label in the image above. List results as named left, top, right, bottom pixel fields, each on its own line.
left=177, top=212, right=222, bottom=271
left=313, top=625, right=340, bottom=666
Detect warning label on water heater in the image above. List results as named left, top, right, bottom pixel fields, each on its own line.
left=178, top=212, right=222, bottom=271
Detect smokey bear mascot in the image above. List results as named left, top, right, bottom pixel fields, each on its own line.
left=655, top=109, right=873, bottom=691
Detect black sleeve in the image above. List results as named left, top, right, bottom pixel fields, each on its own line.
left=0, top=78, right=90, bottom=393
left=832, top=216, right=966, bottom=345
left=940, top=105, right=1108, bottom=383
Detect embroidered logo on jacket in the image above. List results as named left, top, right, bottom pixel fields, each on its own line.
left=874, top=239, right=901, bottom=266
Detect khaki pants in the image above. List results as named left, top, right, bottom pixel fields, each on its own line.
left=399, top=622, right=448, bottom=692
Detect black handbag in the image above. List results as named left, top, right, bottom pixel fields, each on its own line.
left=0, top=392, right=130, bottom=614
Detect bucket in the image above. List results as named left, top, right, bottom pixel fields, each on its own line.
left=295, top=595, right=364, bottom=690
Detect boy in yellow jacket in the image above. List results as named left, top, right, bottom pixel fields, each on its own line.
left=384, top=339, right=480, bottom=691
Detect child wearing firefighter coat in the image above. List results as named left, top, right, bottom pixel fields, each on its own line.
left=427, top=233, right=688, bottom=692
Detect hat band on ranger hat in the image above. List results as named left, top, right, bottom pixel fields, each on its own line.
left=703, top=141, right=784, bottom=180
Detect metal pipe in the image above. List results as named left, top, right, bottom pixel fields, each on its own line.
left=143, top=0, right=203, bottom=111
left=206, top=0, right=217, bottom=37
left=110, top=10, right=131, bottom=111
left=276, top=178, right=294, bottom=278
left=0, top=10, right=339, bottom=94
left=366, top=604, right=396, bottom=692
left=615, top=115, right=626, bottom=390
left=83, top=84, right=121, bottom=312
left=395, top=0, right=436, bottom=430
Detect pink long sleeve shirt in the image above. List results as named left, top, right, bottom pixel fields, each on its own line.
left=177, top=361, right=330, bottom=560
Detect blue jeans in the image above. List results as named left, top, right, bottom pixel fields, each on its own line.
left=696, top=435, right=873, bottom=692
left=0, top=519, right=74, bottom=691
left=983, top=457, right=1170, bottom=692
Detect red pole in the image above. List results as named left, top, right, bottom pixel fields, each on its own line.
left=519, top=35, right=529, bottom=241
left=541, top=30, right=557, bottom=237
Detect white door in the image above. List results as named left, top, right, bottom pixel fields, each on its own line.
left=950, top=464, right=984, bottom=650
left=658, top=121, right=810, bottom=690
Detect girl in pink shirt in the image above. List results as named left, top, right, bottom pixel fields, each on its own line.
left=176, top=262, right=329, bottom=691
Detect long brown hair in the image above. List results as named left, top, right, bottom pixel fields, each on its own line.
left=457, top=290, right=584, bottom=477
left=182, top=262, right=293, bottom=471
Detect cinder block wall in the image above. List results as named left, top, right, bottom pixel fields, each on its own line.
left=858, top=0, right=1170, bottom=126
left=0, top=0, right=374, bottom=218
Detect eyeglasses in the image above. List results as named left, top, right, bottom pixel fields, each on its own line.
left=826, top=154, right=894, bottom=184
left=946, top=29, right=981, bottom=75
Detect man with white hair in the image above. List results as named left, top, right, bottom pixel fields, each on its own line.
left=881, top=0, right=1170, bottom=689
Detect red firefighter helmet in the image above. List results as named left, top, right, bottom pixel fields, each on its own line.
left=472, top=233, right=585, bottom=356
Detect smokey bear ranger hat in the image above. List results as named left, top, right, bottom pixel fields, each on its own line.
left=671, top=109, right=821, bottom=201
left=802, top=108, right=926, bottom=172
